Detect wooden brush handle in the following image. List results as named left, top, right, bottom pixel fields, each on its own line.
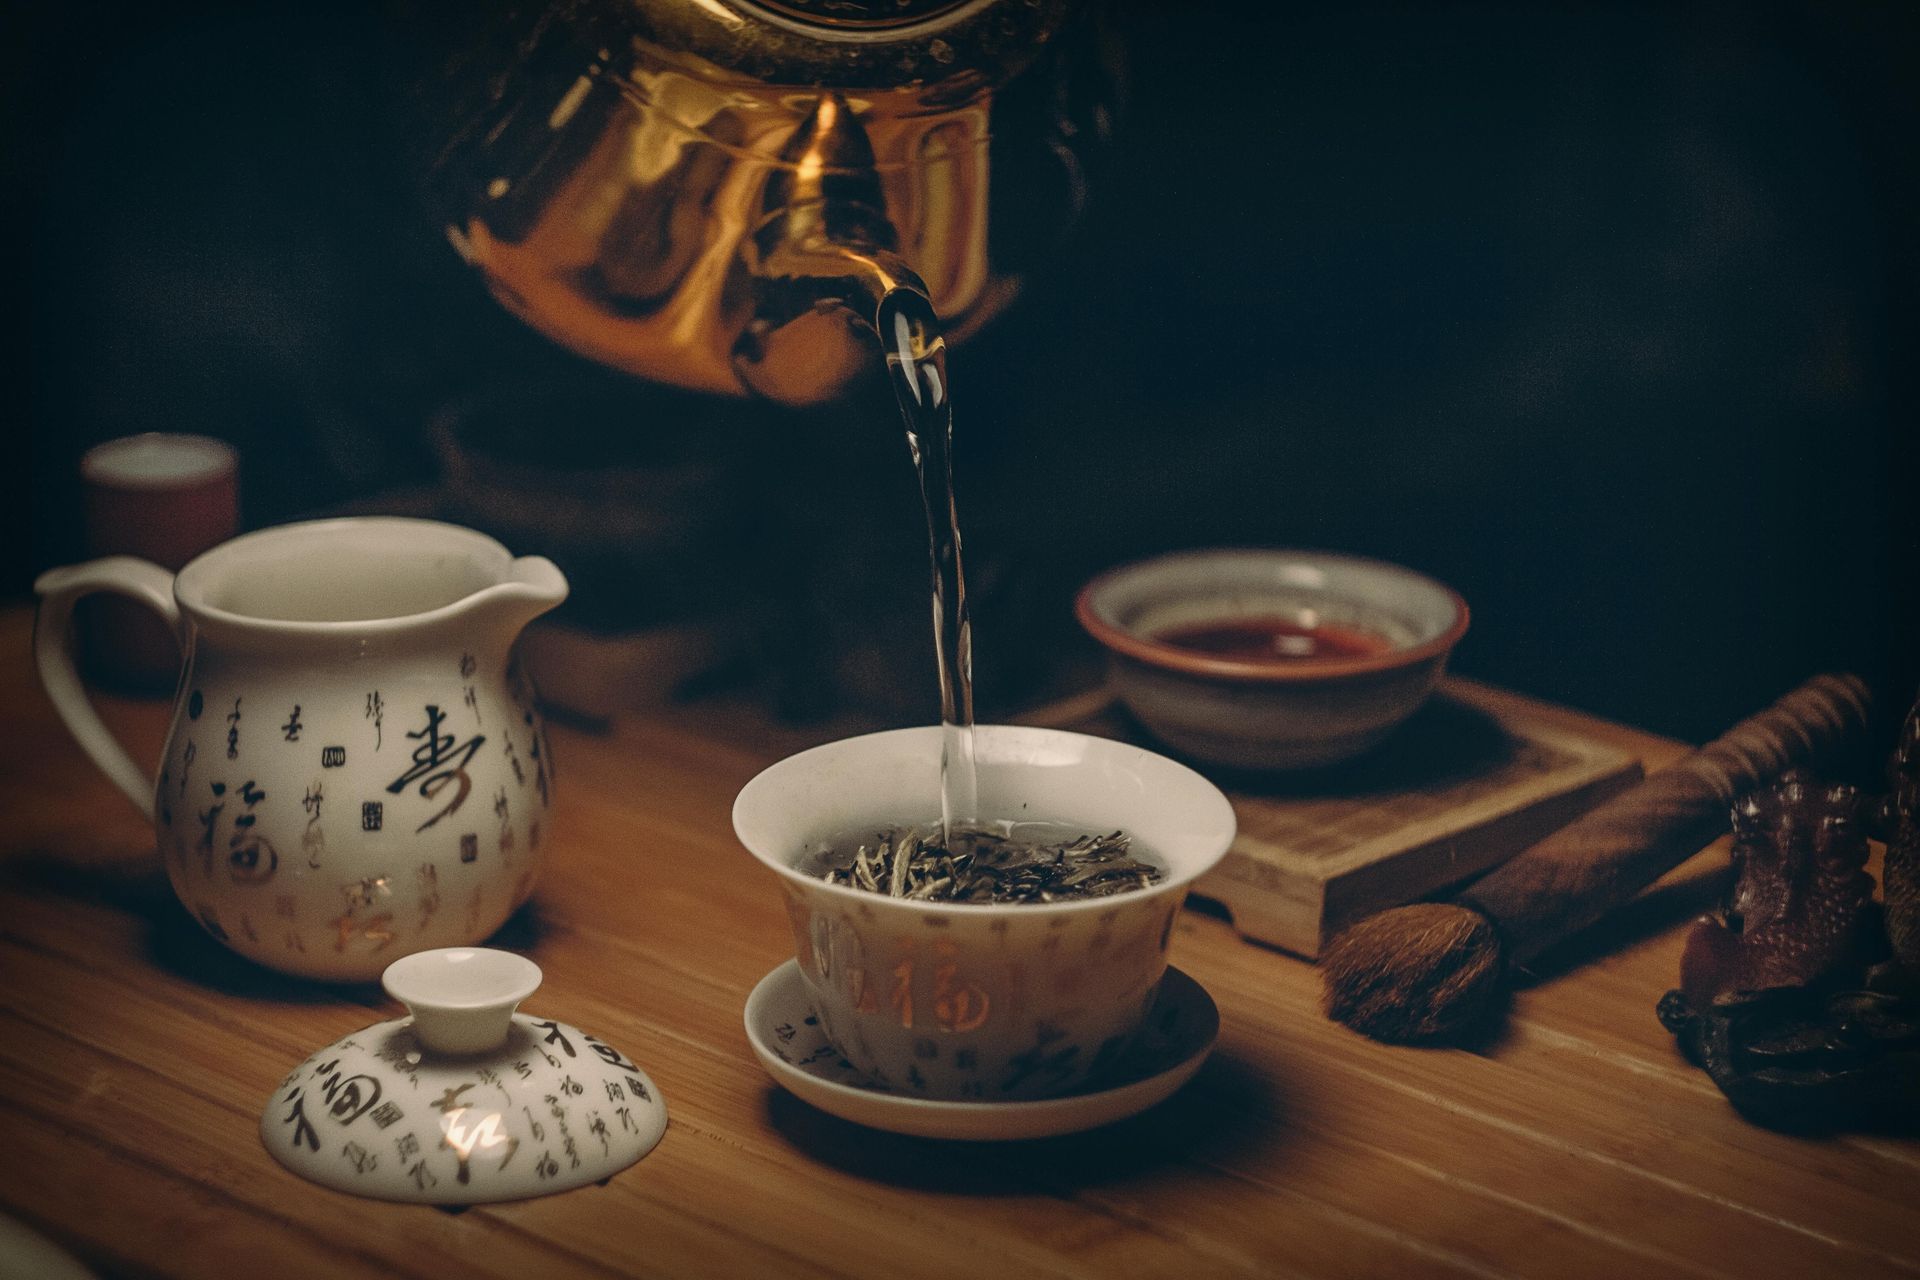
left=1458, top=674, right=1875, bottom=969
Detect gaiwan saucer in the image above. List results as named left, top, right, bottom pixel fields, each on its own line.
left=744, top=960, right=1219, bottom=1141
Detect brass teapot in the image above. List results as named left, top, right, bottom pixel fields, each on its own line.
left=411, top=0, right=1115, bottom=405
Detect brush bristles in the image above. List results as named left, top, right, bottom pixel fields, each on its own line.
left=1321, top=903, right=1508, bottom=1044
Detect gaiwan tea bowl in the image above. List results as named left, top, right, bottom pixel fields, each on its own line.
left=733, top=726, right=1235, bottom=1101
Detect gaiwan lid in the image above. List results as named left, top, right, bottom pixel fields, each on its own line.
left=261, top=948, right=666, bottom=1205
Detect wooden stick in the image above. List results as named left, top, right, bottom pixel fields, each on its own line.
left=1322, top=674, right=1876, bottom=1043
left=1461, top=672, right=1875, bottom=970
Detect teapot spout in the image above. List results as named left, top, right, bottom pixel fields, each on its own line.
left=731, top=93, right=929, bottom=406
left=468, top=555, right=569, bottom=634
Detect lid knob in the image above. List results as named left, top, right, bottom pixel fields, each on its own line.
left=382, top=948, right=542, bottom=1055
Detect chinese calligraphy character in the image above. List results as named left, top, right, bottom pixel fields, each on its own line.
left=228, top=780, right=278, bottom=884
left=442, top=1109, right=518, bottom=1185
left=282, top=705, right=303, bottom=742
left=366, top=691, right=384, bottom=748
left=416, top=863, right=441, bottom=928
left=333, top=877, right=394, bottom=953
left=586, top=1036, right=637, bottom=1071
left=196, top=780, right=227, bottom=877
left=344, top=877, right=389, bottom=910
left=301, top=781, right=325, bottom=870
left=331, top=912, right=394, bottom=952
left=889, top=958, right=914, bottom=1028
left=524, top=712, right=550, bottom=807
left=282, top=1088, right=320, bottom=1152
left=387, top=706, right=485, bottom=832
left=369, top=1101, right=404, bottom=1130
left=316, top=1061, right=383, bottom=1124
left=226, top=697, right=242, bottom=759
left=933, top=959, right=991, bottom=1033
left=533, top=1020, right=576, bottom=1058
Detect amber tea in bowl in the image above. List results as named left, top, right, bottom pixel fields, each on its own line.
left=1152, top=616, right=1396, bottom=664
left=1077, top=548, right=1470, bottom=770
left=733, top=726, right=1235, bottom=1101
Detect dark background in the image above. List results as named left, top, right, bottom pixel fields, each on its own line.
left=12, top=1, right=1916, bottom=743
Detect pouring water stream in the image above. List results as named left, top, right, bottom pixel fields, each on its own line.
left=878, top=286, right=977, bottom=846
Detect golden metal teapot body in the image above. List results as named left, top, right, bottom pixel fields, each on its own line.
left=415, top=0, right=1112, bottom=404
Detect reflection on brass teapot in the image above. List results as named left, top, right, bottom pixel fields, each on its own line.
left=411, top=0, right=1115, bottom=405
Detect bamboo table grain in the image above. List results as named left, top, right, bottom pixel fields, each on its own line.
left=0, top=605, right=1914, bottom=1280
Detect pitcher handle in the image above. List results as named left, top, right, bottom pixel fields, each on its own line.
left=33, top=556, right=180, bottom=821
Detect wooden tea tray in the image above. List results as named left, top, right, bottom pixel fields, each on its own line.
left=11, top=596, right=1919, bottom=1280
left=1022, top=678, right=1645, bottom=957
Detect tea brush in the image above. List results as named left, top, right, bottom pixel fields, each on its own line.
left=1320, top=673, right=1876, bottom=1044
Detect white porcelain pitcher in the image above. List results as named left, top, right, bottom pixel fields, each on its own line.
left=35, top=517, right=568, bottom=980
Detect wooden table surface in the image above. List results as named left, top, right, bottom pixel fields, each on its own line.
left=1, top=605, right=1914, bottom=1280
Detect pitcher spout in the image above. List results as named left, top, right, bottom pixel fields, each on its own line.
left=467, top=555, right=570, bottom=635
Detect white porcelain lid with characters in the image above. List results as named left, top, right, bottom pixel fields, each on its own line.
left=260, top=948, right=666, bottom=1204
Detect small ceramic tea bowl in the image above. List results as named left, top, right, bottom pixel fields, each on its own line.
left=1076, top=548, right=1469, bottom=770
left=733, top=726, right=1235, bottom=1101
